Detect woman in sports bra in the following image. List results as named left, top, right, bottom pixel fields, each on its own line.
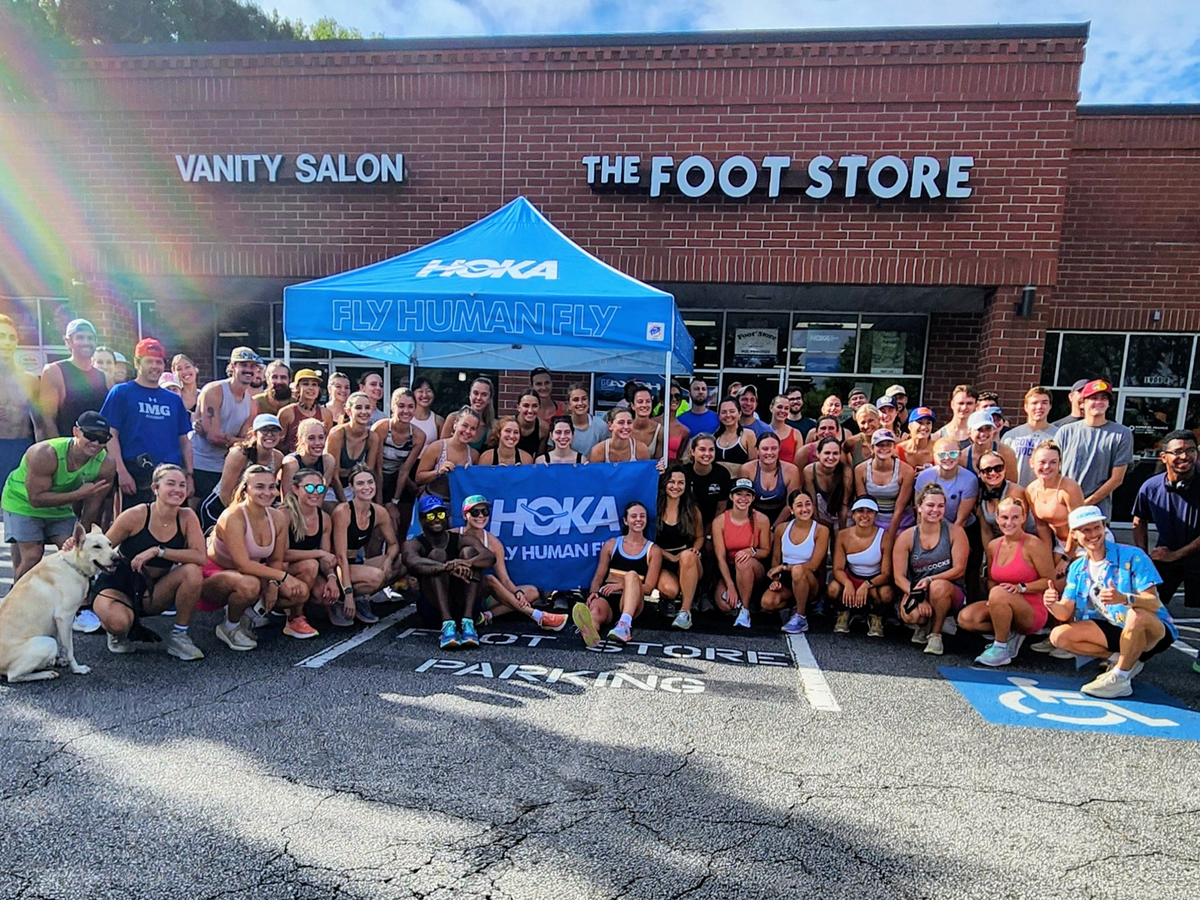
left=415, top=407, right=482, bottom=499
left=202, top=465, right=308, bottom=652
left=279, top=468, right=337, bottom=638
left=409, top=376, right=444, bottom=446
left=459, top=495, right=567, bottom=632
left=763, top=490, right=830, bottom=635
left=803, top=436, right=852, bottom=531
left=441, top=376, right=496, bottom=454
left=764, top=395, right=801, bottom=466
left=331, top=465, right=401, bottom=627
left=538, top=416, right=586, bottom=465
left=280, top=417, right=340, bottom=506
left=976, top=450, right=1042, bottom=545
left=513, top=389, right=549, bottom=459
left=712, top=397, right=757, bottom=476
left=829, top=497, right=896, bottom=638
left=794, top=415, right=844, bottom=468
left=853, top=428, right=915, bottom=536
left=844, top=404, right=882, bottom=469
left=588, top=407, right=650, bottom=463
left=1025, top=440, right=1086, bottom=585
left=574, top=501, right=662, bottom=648
left=711, top=477, right=771, bottom=627
left=372, top=387, right=427, bottom=539
left=201, top=413, right=285, bottom=531
left=630, top=384, right=664, bottom=459
left=480, top=416, right=533, bottom=466
left=91, top=464, right=207, bottom=661
left=324, top=372, right=352, bottom=426
left=959, top=495, right=1056, bottom=667
left=326, top=391, right=382, bottom=499
left=665, top=387, right=691, bottom=465
left=739, top=431, right=801, bottom=527
left=655, top=467, right=704, bottom=631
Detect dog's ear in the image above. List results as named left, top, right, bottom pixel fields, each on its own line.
left=89, top=524, right=103, bottom=534
left=73, top=521, right=86, bottom=545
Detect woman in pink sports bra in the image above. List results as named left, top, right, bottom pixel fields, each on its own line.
left=958, top=496, right=1057, bottom=667
left=201, top=465, right=307, bottom=652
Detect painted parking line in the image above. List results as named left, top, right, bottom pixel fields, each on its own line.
left=294, top=605, right=413, bottom=668
left=1171, top=639, right=1198, bottom=659
left=784, top=633, right=842, bottom=713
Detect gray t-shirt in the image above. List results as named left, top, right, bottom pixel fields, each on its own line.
left=570, top=415, right=611, bottom=457
left=1055, top=419, right=1134, bottom=517
left=1001, top=422, right=1059, bottom=487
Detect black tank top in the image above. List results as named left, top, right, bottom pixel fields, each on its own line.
left=714, top=428, right=750, bottom=465
left=346, top=503, right=376, bottom=552
left=417, top=531, right=462, bottom=559
left=53, top=360, right=109, bottom=438
left=339, top=432, right=369, bottom=479
left=656, top=518, right=692, bottom=553
left=611, top=536, right=651, bottom=578
left=121, top=504, right=187, bottom=574
left=287, top=451, right=325, bottom=476
left=516, top=424, right=544, bottom=458
left=291, top=508, right=326, bottom=552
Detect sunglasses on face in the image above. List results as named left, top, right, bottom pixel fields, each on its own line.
left=301, top=483, right=328, bottom=495
left=937, top=451, right=960, bottom=461
left=82, top=431, right=111, bottom=444
left=979, top=464, right=1005, bottom=475
left=423, top=509, right=448, bottom=520
left=466, top=507, right=490, bottom=518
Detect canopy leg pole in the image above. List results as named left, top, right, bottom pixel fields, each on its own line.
left=283, top=339, right=291, bottom=367
left=663, top=351, right=671, bottom=468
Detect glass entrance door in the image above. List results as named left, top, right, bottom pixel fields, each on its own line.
left=1113, top=392, right=1185, bottom=521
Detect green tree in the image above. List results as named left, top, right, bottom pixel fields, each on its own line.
left=304, top=16, right=363, bottom=40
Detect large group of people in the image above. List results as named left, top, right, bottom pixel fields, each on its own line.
left=0, top=323, right=1193, bottom=698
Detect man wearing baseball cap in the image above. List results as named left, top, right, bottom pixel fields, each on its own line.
left=885, top=384, right=909, bottom=428
left=1054, top=379, right=1133, bottom=519
left=1053, top=378, right=1091, bottom=428
left=737, top=385, right=773, bottom=438
left=191, top=346, right=262, bottom=502
left=277, top=368, right=334, bottom=455
left=1043, top=505, right=1178, bottom=698
left=100, top=338, right=193, bottom=505
left=1001, top=386, right=1059, bottom=487
left=401, top=493, right=495, bottom=650
left=39, top=318, right=110, bottom=439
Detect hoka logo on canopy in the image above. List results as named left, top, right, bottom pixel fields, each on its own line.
left=415, top=258, right=559, bottom=280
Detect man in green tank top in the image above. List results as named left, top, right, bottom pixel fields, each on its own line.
left=2, top=411, right=117, bottom=582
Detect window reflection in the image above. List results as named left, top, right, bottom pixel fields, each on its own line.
left=859, top=315, right=926, bottom=375
left=791, top=318, right=856, bottom=374
left=1124, top=335, right=1193, bottom=388
left=1058, top=333, right=1124, bottom=387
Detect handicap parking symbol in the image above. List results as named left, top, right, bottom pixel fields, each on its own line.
left=939, top=667, right=1200, bottom=742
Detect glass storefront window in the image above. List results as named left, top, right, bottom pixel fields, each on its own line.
left=684, top=314, right=722, bottom=371
left=858, top=315, right=925, bottom=376
left=0, top=297, right=44, bottom=346
left=1040, top=332, right=1060, bottom=386
left=1124, top=335, right=1193, bottom=389
left=725, top=312, right=789, bottom=370
left=1057, top=333, right=1124, bottom=388
left=217, top=304, right=273, bottom=363
left=791, top=317, right=857, bottom=374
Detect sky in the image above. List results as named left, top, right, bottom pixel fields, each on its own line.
left=264, top=0, right=1199, bottom=104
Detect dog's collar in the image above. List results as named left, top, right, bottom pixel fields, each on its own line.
left=61, top=557, right=93, bottom=580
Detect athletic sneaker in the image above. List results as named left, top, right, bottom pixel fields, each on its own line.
left=672, top=610, right=693, bottom=630
left=923, top=632, right=944, bottom=655
left=237, top=614, right=259, bottom=643
left=1006, top=633, right=1026, bottom=658
left=328, top=601, right=353, bottom=628
left=572, top=602, right=601, bottom=648
left=867, top=615, right=885, bottom=638
left=911, top=623, right=930, bottom=644
left=161, top=603, right=177, bottom=617
left=607, top=621, right=632, bottom=644
left=975, top=641, right=1013, bottom=667
left=166, top=631, right=204, bottom=661
left=73, top=609, right=102, bottom=633
left=106, top=632, right=135, bottom=654
left=283, top=616, right=318, bottom=640
left=1081, top=668, right=1133, bottom=699
left=215, top=621, right=256, bottom=651
left=459, top=618, right=479, bottom=648
left=733, top=607, right=751, bottom=629
left=781, top=613, right=809, bottom=635
left=249, top=601, right=271, bottom=629
left=941, top=615, right=958, bottom=636
left=1192, top=656, right=1200, bottom=675
left=538, top=612, right=568, bottom=632
left=354, top=598, right=379, bottom=625
left=439, top=620, right=460, bottom=650
left=833, top=611, right=851, bottom=634
left=1030, top=637, right=1073, bottom=659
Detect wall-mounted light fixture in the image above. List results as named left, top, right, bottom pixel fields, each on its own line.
left=1015, top=285, right=1036, bottom=319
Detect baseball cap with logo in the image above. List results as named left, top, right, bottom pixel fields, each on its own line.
left=75, top=410, right=111, bottom=437
left=134, top=338, right=166, bottom=360
left=968, top=410, right=997, bottom=432
left=875, top=395, right=896, bottom=410
left=1079, top=379, right=1114, bottom=400
left=230, top=346, right=264, bottom=365
left=252, top=413, right=282, bottom=431
left=871, top=429, right=897, bottom=445
left=910, top=406, right=936, bottom=422
left=1067, top=505, right=1107, bottom=530
left=158, top=372, right=182, bottom=392
left=731, top=477, right=755, bottom=495
left=292, top=368, right=323, bottom=384
left=419, top=494, right=449, bottom=514
left=462, top=494, right=490, bottom=514
left=65, top=318, right=96, bottom=337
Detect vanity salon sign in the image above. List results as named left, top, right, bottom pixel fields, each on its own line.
left=581, top=152, right=974, bottom=200
left=174, top=152, right=405, bottom=184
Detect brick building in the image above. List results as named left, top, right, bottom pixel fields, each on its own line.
left=2, top=23, right=1198, bottom=520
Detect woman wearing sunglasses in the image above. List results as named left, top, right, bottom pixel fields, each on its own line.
left=330, top=464, right=401, bottom=627
left=975, top=450, right=1043, bottom=545
left=459, top=495, right=567, bottom=631
left=279, top=468, right=338, bottom=637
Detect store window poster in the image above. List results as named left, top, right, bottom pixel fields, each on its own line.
left=733, top=327, right=779, bottom=368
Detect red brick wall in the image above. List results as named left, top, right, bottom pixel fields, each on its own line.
left=923, top=312, right=982, bottom=417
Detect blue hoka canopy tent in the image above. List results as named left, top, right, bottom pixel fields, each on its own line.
left=283, top=197, right=693, bottom=375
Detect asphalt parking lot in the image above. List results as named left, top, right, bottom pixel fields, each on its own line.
left=2, top=547, right=1199, bottom=900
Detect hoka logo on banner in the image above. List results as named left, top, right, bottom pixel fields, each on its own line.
left=489, top=495, right=619, bottom=537
left=415, top=258, right=559, bottom=280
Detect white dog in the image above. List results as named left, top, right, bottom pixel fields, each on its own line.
left=0, top=523, right=121, bottom=682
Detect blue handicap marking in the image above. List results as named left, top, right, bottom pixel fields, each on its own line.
left=939, top=667, right=1200, bottom=742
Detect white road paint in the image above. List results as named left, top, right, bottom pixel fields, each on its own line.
left=1171, top=639, right=1198, bottom=659
left=784, top=633, right=841, bottom=713
left=294, top=605, right=413, bottom=668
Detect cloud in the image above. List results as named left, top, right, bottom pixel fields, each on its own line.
left=259, top=0, right=1200, bottom=103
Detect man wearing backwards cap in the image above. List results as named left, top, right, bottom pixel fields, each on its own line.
left=2, top=411, right=117, bottom=582
left=100, top=338, right=193, bottom=506
left=1054, top=379, right=1133, bottom=519
left=1043, top=505, right=1178, bottom=698
left=402, top=493, right=495, bottom=651
left=277, top=369, right=334, bottom=455
left=885, top=384, right=909, bottom=429
left=40, top=318, right=110, bottom=440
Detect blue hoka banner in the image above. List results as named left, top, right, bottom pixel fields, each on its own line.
left=448, top=461, right=659, bottom=591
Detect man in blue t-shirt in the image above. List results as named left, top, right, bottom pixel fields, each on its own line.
left=1132, top=429, right=1200, bottom=612
left=1045, top=506, right=1178, bottom=698
left=100, top=337, right=193, bottom=505
left=676, top=376, right=719, bottom=436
